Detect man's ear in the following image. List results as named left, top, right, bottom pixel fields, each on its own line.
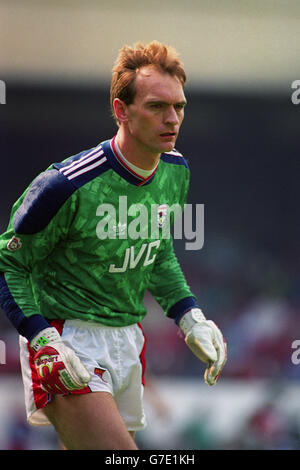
left=113, top=98, right=129, bottom=124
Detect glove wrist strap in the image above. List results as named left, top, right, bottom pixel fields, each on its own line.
left=179, top=308, right=206, bottom=335
left=30, top=327, right=61, bottom=352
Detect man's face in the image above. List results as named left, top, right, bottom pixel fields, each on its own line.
left=124, top=66, right=187, bottom=155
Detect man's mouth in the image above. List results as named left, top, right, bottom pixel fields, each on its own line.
left=160, top=132, right=176, bottom=137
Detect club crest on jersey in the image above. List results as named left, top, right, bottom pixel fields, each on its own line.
left=157, top=204, right=168, bottom=228
left=7, top=236, right=22, bottom=252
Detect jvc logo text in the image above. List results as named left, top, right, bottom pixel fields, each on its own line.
left=109, top=241, right=160, bottom=273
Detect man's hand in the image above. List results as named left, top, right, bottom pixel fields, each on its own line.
left=30, top=327, right=91, bottom=394
left=179, top=308, right=227, bottom=386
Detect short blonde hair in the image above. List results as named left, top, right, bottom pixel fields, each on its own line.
left=110, top=41, right=186, bottom=123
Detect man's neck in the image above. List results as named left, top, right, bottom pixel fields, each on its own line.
left=116, top=129, right=160, bottom=171
left=114, top=138, right=158, bottom=179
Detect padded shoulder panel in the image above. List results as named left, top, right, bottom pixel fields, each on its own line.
left=161, top=152, right=190, bottom=170
left=13, top=169, right=76, bottom=234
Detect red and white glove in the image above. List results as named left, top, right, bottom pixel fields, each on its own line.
left=30, top=327, right=91, bottom=394
left=179, top=308, right=227, bottom=386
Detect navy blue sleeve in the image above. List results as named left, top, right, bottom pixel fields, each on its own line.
left=13, top=169, right=76, bottom=235
left=0, top=273, right=50, bottom=342
left=0, top=169, right=76, bottom=341
left=166, top=296, right=199, bottom=325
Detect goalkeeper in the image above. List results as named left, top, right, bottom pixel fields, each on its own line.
left=0, top=41, right=226, bottom=450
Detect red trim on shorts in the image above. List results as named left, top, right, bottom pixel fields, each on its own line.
left=137, top=323, right=146, bottom=386
left=49, top=318, right=65, bottom=336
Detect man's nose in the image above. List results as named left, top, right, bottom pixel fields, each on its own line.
left=164, top=106, right=180, bottom=125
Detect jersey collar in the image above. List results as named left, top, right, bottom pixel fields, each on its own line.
left=101, top=136, right=158, bottom=187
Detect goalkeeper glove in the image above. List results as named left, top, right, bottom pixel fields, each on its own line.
left=179, top=308, right=227, bottom=386
left=30, top=327, right=92, bottom=394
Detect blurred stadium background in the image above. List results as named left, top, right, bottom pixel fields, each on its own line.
left=0, top=0, right=299, bottom=450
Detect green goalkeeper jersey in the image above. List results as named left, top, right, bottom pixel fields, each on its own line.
left=0, top=136, right=198, bottom=340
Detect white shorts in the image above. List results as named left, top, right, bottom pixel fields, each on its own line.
left=19, top=318, right=147, bottom=431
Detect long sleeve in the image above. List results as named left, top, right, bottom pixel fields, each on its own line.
left=0, top=169, right=77, bottom=341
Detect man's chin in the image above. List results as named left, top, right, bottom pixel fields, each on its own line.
left=157, top=141, right=176, bottom=153
left=141, top=138, right=176, bottom=155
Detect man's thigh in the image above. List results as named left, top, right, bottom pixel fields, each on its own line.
left=43, top=391, right=138, bottom=450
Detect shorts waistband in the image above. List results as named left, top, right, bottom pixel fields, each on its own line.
left=65, top=318, right=139, bottom=331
